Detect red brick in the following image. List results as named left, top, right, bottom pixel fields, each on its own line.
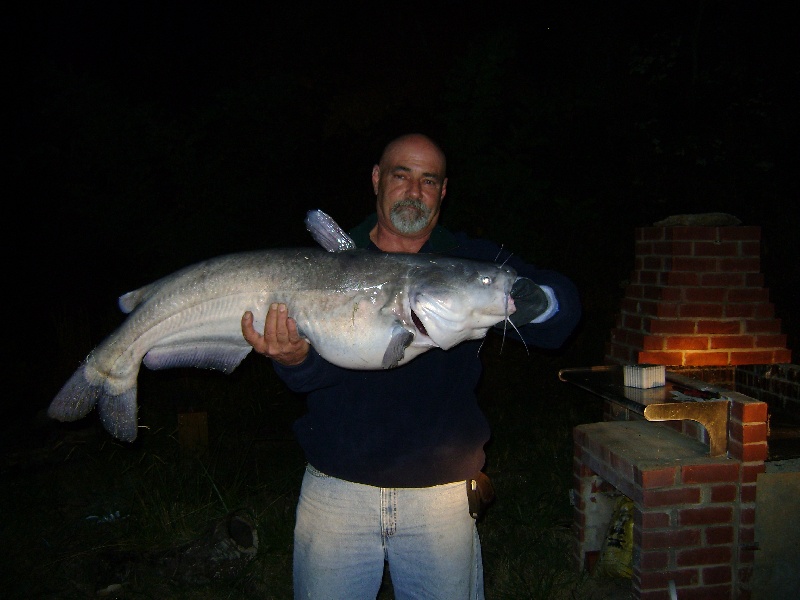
left=639, top=527, right=702, bottom=550
left=730, top=351, right=779, bottom=365
left=610, top=452, right=635, bottom=481
left=700, top=272, right=745, bottom=287
left=639, top=568, right=699, bottom=588
left=727, top=288, right=769, bottom=303
left=686, top=287, right=727, bottom=302
left=694, top=242, right=738, bottom=257
left=667, top=271, right=701, bottom=286
left=682, top=462, right=739, bottom=484
left=754, top=333, right=788, bottom=348
left=639, top=300, right=661, bottom=316
left=728, top=420, right=748, bottom=444
left=696, top=320, right=741, bottom=334
left=719, top=226, right=761, bottom=241
left=743, top=319, right=782, bottom=334
left=677, top=545, right=733, bottom=566
left=638, top=549, right=669, bottom=570
left=705, top=525, right=735, bottom=545
left=684, top=352, right=730, bottom=366
left=659, top=286, right=682, bottom=301
left=670, top=227, right=720, bottom=242
left=622, top=313, right=644, bottom=330
left=710, top=484, right=737, bottom=503
left=643, top=336, right=666, bottom=351
left=732, top=401, right=768, bottom=424
left=740, top=547, right=756, bottom=564
left=672, top=257, right=719, bottom=272
left=671, top=584, right=733, bottom=599
left=718, top=257, right=761, bottom=272
left=643, top=486, right=702, bottom=507
left=666, top=336, right=710, bottom=351
left=639, top=510, right=671, bottom=528
left=739, top=525, right=755, bottom=544
left=650, top=319, right=696, bottom=334
left=679, top=506, right=733, bottom=526
left=654, top=302, right=681, bottom=318
left=637, top=466, right=678, bottom=489
left=654, top=239, right=689, bottom=254
left=749, top=304, right=781, bottom=321
left=740, top=506, right=756, bottom=526
left=709, top=335, right=755, bottom=349
left=680, top=303, right=725, bottom=318
left=727, top=438, right=744, bottom=461
left=638, top=590, right=670, bottom=600
left=639, top=351, right=684, bottom=365
left=740, top=442, right=768, bottom=462
left=729, top=421, right=768, bottom=445
left=725, top=303, right=756, bottom=318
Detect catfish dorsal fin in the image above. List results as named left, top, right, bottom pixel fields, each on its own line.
left=305, top=209, right=357, bottom=252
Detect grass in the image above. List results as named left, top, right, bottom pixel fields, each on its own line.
left=1, top=333, right=631, bottom=599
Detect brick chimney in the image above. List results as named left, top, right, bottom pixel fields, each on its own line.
left=605, top=223, right=792, bottom=367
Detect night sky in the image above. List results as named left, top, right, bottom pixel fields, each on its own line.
left=8, top=2, right=799, bottom=422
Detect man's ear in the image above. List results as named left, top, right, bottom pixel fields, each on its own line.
left=371, top=165, right=380, bottom=194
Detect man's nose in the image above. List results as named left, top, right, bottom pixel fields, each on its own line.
left=407, top=179, right=422, bottom=198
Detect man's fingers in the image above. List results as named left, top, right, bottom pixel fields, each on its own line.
left=241, top=311, right=259, bottom=343
left=265, top=303, right=280, bottom=338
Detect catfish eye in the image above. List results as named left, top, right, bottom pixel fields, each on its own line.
left=480, top=275, right=493, bottom=285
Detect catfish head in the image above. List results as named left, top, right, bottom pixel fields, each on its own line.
left=407, top=257, right=517, bottom=350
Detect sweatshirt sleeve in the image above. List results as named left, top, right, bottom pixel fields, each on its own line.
left=506, top=265, right=582, bottom=349
left=270, top=346, right=345, bottom=393
left=454, top=234, right=582, bottom=350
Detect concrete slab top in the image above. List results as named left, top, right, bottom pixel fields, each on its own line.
left=576, top=420, right=731, bottom=469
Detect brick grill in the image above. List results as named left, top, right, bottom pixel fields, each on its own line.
left=572, top=387, right=766, bottom=599
left=605, top=225, right=792, bottom=367
left=567, top=222, right=796, bottom=599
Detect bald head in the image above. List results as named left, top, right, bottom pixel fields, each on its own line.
left=378, top=134, right=447, bottom=177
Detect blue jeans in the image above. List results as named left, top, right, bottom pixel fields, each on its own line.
left=293, top=464, right=485, bottom=599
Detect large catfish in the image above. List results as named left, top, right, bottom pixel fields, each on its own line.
left=48, top=210, right=517, bottom=441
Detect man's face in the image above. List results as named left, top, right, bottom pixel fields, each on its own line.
left=372, top=137, right=448, bottom=238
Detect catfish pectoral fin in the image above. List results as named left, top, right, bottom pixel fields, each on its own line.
left=381, top=326, right=414, bottom=369
left=142, top=341, right=252, bottom=374
left=47, top=366, right=102, bottom=422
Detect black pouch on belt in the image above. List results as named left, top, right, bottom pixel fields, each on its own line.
left=466, top=471, right=496, bottom=520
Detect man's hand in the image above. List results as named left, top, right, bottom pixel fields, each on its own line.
left=241, top=303, right=310, bottom=366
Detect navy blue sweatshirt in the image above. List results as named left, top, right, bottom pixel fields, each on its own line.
left=272, top=215, right=581, bottom=487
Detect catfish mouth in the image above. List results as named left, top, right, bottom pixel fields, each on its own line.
left=410, top=309, right=428, bottom=336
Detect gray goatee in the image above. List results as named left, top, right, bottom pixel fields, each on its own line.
left=390, top=199, right=432, bottom=234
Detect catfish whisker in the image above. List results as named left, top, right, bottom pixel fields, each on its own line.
left=507, top=318, right=529, bottom=356
left=494, top=244, right=514, bottom=267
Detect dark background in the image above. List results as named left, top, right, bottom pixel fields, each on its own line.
left=8, top=1, right=799, bottom=422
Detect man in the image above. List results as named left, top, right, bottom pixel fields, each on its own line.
left=241, top=133, right=581, bottom=599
